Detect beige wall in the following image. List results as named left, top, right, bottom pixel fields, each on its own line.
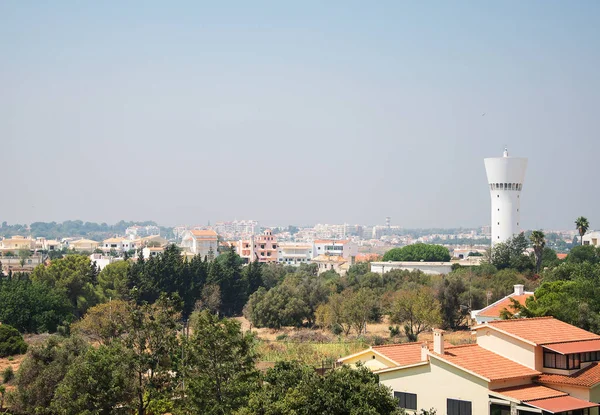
left=590, top=384, right=600, bottom=405
left=477, top=329, right=536, bottom=369
left=379, top=358, right=491, bottom=414
left=341, top=350, right=396, bottom=371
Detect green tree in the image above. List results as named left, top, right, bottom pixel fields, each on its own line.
left=489, top=233, right=532, bottom=271
left=9, top=336, right=89, bottom=415
left=181, top=311, right=259, bottom=414
left=124, top=295, right=181, bottom=415
left=244, top=286, right=309, bottom=329
left=389, top=287, right=442, bottom=342
left=18, top=248, right=31, bottom=267
left=529, top=230, right=546, bottom=273
left=51, top=342, right=136, bottom=415
left=71, top=300, right=131, bottom=345
left=567, top=245, right=599, bottom=264
left=383, top=244, right=450, bottom=262
left=237, top=361, right=400, bottom=414
left=95, top=260, right=130, bottom=302
left=30, top=255, right=99, bottom=317
left=0, top=324, right=28, bottom=357
left=0, top=278, right=73, bottom=333
left=575, top=216, right=590, bottom=245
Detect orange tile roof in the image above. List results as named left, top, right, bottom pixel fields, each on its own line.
left=556, top=253, right=568, bottom=260
left=478, top=317, right=600, bottom=345
left=537, top=363, right=600, bottom=388
left=544, top=339, right=600, bottom=355
left=190, top=230, right=218, bottom=238
left=314, top=239, right=349, bottom=244
left=432, top=344, right=540, bottom=381
left=477, top=294, right=534, bottom=318
left=372, top=342, right=454, bottom=366
left=527, top=396, right=599, bottom=413
left=494, top=384, right=567, bottom=401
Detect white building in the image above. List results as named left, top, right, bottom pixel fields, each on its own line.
left=582, top=231, right=600, bottom=248
left=484, top=148, right=527, bottom=245
left=313, top=239, right=358, bottom=259
left=180, top=230, right=219, bottom=259
left=277, top=242, right=315, bottom=265
left=339, top=318, right=600, bottom=415
left=142, top=246, right=164, bottom=259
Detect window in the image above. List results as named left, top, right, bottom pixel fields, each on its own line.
left=544, top=351, right=581, bottom=370
left=447, top=398, right=472, bottom=415
left=394, top=392, right=417, bottom=410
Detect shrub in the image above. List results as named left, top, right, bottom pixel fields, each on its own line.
left=0, top=324, right=28, bottom=358
left=276, top=333, right=288, bottom=341
left=2, top=366, right=14, bottom=383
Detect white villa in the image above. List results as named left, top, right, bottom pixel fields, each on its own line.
left=339, top=317, right=600, bottom=415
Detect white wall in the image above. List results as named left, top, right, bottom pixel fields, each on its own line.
left=476, top=329, right=537, bottom=370
left=371, top=262, right=453, bottom=275
left=484, top=154, right=527, bottom=245
left=379, top=358, right=491, bottom=414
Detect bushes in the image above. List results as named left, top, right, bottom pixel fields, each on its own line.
left=0, top=324, right=28, bottom=358
left=2, top=366, right=14, bottom=383
left=383, top=243, right=451, bottom=262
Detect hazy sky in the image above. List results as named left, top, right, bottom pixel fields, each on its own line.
left=1, top=1, right=598, bottom=229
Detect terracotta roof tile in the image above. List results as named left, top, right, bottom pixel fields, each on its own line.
left=372, top=342, right=453, bottom=366
left=190, top=230, right=217, bottom=237
left=537, top=363, right=600, bottom=388
left=432, top=344, right=540, bottom=381
left=527, top=396, right=599, bottom=413
left=478, top=294, right=534, bottom=318
left=494, top=384, right=567, bottom=401
left=477, top=317, right=600, bottom=345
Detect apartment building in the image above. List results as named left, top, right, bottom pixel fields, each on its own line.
left=236, top=229, right=278, bottom=263
left=339, top=317, right=600, bottom=415
left=313, top=239, right=358, bottom=259
left=277, top=242, right=315, bottom=265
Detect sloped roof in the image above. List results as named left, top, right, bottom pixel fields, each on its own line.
left=371, top=342, right=454, bottom=367
left=103, top=237, right=124, bottom=244
left=475, top=317, right=600, bottom=345
left=527, top=396, right=599, bottom=413
left=477, top=293, right=534, bottom=318
left=544, top=339, right=600, bottom=355
left=190, top=230, right=218, bottom=238
left=537, top=362, right=600, bottom=388
left=431, top=344, right=540, bottom=382
left=494, top=384, right=567, bottom=401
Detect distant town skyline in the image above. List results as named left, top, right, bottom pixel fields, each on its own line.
left=2, top=1, right=598, bottom=229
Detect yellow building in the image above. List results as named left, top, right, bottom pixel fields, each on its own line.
left=339, top=318, right=600, bottom=415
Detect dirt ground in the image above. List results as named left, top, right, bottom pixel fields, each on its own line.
left=234, top=316, right=475, bottom=345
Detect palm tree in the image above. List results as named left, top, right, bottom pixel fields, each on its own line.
left=529, top=230, right=546, bottom=273
left=575, top=216, right=590, bottom=246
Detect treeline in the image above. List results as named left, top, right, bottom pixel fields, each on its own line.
left=0, top=220, right=171, bottom=240
left=2, top=302, right=404, bottom=415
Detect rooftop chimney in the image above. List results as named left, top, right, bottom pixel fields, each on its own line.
left=421, top=343, right=429, bottom=362
left=433, top=329, right=445, bottom=355
left=514, top=284, right=524, bottom=296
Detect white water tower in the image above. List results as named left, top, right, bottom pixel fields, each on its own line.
left=484, top=148, right=527, bottom=245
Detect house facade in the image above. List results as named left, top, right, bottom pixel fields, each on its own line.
left=582, top=232, right=600, bottom=248
left=339, top=317, right=600, bottom=415
left=180, top=229, right=219, bottom=259
left=277, top=242, right=315, bottom=265
left=314, top=239, right=358, bottom=259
